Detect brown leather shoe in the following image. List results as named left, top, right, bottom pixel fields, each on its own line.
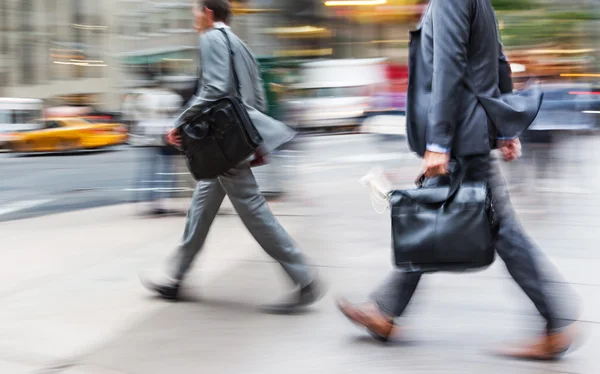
left=337, top=298, right=395, bottom=342
left=496, top=325, right=578, bottom=361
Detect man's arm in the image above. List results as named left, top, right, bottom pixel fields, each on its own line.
left=426, top=0, right=472, bottom=153
left=498, top=51, right=513, bottom=94
left=181, top=69, right=201, bottom=109
left=496, top=30, right=519, bottom=140
left=195, top=33, right=230, bottom=104
left=173, top=31, right=230, bottom=127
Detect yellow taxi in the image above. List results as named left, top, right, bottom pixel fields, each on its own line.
left=5, top=117, right=128, bottom=153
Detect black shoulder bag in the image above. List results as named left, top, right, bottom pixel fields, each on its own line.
left=390, top=162, right=499, bottom=273
left=180, top=28, right=263, bottom=180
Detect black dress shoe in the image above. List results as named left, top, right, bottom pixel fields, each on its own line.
left=140, top=276, right=180, bottom=301
left=260, top=279, right=325, bottom=314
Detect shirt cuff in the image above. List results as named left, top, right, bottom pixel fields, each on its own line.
left=497, top=135, right=518, bottom=140
left=426, top=143, right=451, bottom=153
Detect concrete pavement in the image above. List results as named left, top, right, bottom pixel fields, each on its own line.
left=2, top=155, right=600, bottom=373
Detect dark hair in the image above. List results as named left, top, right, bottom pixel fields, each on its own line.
left=201, top=0, right=232, bottom=23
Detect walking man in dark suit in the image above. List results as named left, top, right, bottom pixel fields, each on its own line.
left=337, top=0, right=579, bottom=360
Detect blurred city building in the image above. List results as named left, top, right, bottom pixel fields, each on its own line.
left=0, top=0, right=234, bottom=112
left=115, top=0, right=199, bottom=98
left=1, top=0, right=599, bottom=119
left=0, top=0, right=303, bottom=113
left=0, top=0, right=119, bottom=109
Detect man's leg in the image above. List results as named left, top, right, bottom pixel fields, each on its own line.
left=337, top=174, right=448, bottom=340
left=150, top=148, right=169, bottom=212
left=486, top=157, right=567, bottom=332
left=167, top=179, right=226, bottom=281
left=485, top=156, right=578, bottom=359
left=141, top=178, right=226, bottom=299
left=147, top=147, right=161, bottom=204
left=336, top=270, right=422, bottom=342
left=217, top=164, right=322, bottom=310
left=364, top=176, right=457, bottom=318
left=370, top=270, right=422, bottom=318
left=217, top=164, right=314, bottom=288
left=136, top=146, right=156, bottom=203
left=163, top=148, right=176, bottom=201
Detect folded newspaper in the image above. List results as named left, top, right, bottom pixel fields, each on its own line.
left=360, top=166, right=392, bottom=214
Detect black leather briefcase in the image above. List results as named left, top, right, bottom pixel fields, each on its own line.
left=180, top=29, right=263, bottom=180
left=390, top=163, right=499, bottom=273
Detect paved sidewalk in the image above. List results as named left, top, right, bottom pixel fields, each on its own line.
left=1, top=171, right=600, bottom=373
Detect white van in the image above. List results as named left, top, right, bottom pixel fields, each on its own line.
left=286, top=58, right=388, bottom=129
left=0, top=98, right=44, bottom=149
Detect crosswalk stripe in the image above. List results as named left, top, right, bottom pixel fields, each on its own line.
left=122, top=188, right=195, bottom=192
left=330, top=152, right=412, bottom=163
left=0, top=199, right=54, bottom=217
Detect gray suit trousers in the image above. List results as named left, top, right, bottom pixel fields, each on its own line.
left=371, top=155, right=574, bottom=332
left=167, top=163, right=313, bottom=287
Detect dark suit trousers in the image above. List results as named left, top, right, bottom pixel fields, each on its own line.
left=370, top=154, right=572, bottom=332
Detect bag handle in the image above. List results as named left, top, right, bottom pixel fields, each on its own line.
left=414, top=158, right=466, bottom=203
left=217, top=28, right=242, bottom=99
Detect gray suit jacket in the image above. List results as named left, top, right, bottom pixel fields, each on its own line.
left=406, top=0, right=543, bottom=157
left=174, top=26, right=295, bottom=156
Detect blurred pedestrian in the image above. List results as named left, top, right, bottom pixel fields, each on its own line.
left=134, top=90, right=182, bottom=215
left=337, top=0, right=579, bottom=360
left=141, top=116, right=177, bottom=215
left=141, top=0, right=323, bottom=312
left=121, top=93, right=143, bottom=135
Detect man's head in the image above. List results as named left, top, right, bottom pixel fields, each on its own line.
left=193, top=0, right=231, bottom=33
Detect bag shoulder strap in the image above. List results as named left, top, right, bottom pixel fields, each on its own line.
left=217, top=28, right=242, bottom=98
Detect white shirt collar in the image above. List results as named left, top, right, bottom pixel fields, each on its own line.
left=213, top=22, right=230, bottom=29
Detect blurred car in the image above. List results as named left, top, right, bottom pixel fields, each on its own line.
left=529, top=83, right=600, bottom=131
left=0, top=98, right=43, bottom=150
left=361, top=114, right=407, bottom=140
left=286, top=58, right=388, bottom=130
left=521, top=83, right=600, bottom=144
left=361, top=89, right=407, bottom=139
left=4, top=118, right=128, bottom=153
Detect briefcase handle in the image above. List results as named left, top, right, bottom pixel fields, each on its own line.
left=414, top=159, right=466, bottom=205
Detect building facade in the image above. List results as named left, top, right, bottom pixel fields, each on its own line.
left=115, top=0, right=199, bottom=98
left=0, top=0, right=288, bottom=111
left=0, top=0, right=120, bottom=109
left=0, top=0, right=203, bottom=111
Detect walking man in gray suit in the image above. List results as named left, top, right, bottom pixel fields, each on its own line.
left=337, top=0, right=579, bottom=360
left=142, top=0, right=323, bottom=312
